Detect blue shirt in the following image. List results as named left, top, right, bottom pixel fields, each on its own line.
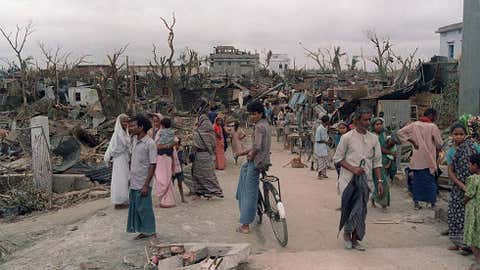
left=446, top=144, right=480, bottom=165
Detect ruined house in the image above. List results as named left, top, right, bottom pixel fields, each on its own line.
left=269, top=54, right=291, bottom=76
left=209, top=46, right=259, bottom=77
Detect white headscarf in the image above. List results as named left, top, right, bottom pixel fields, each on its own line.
left=104, top=114, right=131, bottom=163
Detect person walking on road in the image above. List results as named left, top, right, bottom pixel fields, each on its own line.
left=334, top=107, right=383, bottom=251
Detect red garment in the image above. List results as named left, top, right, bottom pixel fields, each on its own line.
left=419, top=116, right=432, bottom=123
left=213, top=123, right=226, bottom=170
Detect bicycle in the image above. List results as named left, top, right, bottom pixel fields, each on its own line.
left=256, top=169, right=288, bottom=247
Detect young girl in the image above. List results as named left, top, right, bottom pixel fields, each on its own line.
left=229, top=121, right=246, bottom=164
left=172, top=137, right=186, bottom=203
left=464, top=154, right=480, bottom=270
left=334, top=122, right=349, bottom=177
left=446, top=123, right=480, bottom=253
left=213, top=116, right=226, bottom=170
left=371, top=117, right=391, bottom=211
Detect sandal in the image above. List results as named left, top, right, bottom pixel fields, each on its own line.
left=344, top=241, right=353, bottom=250
left=134, top=233, right=155, bottom=240
left=353, top=242, right=367, bottom=251
left=236, top=226, right=250, bottom=234
left=447, top=245, right=459, bottom=251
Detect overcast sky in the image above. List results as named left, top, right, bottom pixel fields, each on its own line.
left=0, top=0, right=463, bottom=69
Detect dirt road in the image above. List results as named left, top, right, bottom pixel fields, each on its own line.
left=0, top=141, right=473, bottom=269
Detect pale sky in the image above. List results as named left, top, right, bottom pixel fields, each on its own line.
left=0, top=0, right=463, bottom=69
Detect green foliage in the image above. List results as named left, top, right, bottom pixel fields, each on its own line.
left=432, top=79, right=459, bottom=129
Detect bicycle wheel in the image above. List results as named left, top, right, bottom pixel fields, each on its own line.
left=256, top=190, right=264, bottom=225
left=264, top=183, right=288, bottom=247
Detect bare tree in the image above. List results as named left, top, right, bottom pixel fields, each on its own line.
left=149, top=44, right=167, bottom=78
left=299, top=42, right=329, bottom=72
left=392, top=48, right=418, bottom=87
left=96, top=45, right=128, bottom=117
left=0, top=22, right=35, bottom=105
left=331, top=46, right=346, bottom=75
left=160, top=13, right=176, bottom=78
left=39, top=43, right=69, bottom=104
left=366, top=30, right=394, bottom=80
left=261, top=49, right=273, bottom=69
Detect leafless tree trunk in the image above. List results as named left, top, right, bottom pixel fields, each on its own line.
left=149, top=44, right=167, bottom=78
left=39, top=43, right=68, bottom=104
left=261, top=49, right=273, bottom=69
left=366, top=30, right=393, bottom=80
left=299, top=42, right=329, bottom=72
left=392, top=48, right=418, bottom=87
left=0, top=22, right=35, bottom=105
left=331, top=46, right=346, bottom=75
left=160, top=13, right=176, bottom=78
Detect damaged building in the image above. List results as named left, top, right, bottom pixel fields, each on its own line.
left=208, top=46, right=259, bottom=77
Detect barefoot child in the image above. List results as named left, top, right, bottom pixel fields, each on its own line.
left=464, top=154, right=480, bottom=269
left=172, top=137, right=186, bottom=203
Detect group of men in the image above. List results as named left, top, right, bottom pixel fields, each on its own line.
left=332, top=107, right=442, bottom=250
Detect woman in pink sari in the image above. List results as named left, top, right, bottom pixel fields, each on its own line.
left=213, top=116, right=226, bottom=170
left=148, top=113, right=176, bottom=208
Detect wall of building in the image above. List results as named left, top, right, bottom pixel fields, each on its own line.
left=439, top=29, right=463, bottom=59
left=68, top=87, right=99, bottom=106
left=269, top=54, right=290, bottom=76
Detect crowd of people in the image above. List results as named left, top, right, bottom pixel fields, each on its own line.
left=103, top=98, right=480, bottom=268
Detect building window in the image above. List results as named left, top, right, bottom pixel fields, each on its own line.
left=284, top=64, right=288, bottom=70
left=448, top=42, right=455, bottom=58
left=75, top=92, right=81, bottom=102
left=279, top=64, right=283, bottom=69
left=228, top=61, right=232, bottom=65
left=218, top=62, right=222, bottom=66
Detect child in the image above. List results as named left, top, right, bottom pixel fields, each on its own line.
left=334, top=122, right=349, bottom=177
left=157, top=117, right=175, bottom=156
left=230, top=121, right=246, bottom=164
left=464, top=154, right=480, bottom=269
left=172, top=137, right=186, bottom=203
left=446, top=124, right=480, bottom=253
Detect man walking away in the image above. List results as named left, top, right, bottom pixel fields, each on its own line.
left=234, top=101, right=271, bottom=234
left=393, top=108, right=443, bottom=210
left=127, top=114, right=157, bottom=240
left=334, top=107, right=383, bottom=251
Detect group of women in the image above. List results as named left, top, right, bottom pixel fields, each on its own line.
left=104, top=109, right=247, bottom=208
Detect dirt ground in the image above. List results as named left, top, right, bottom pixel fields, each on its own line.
left=0, top=140, right=475, bottom=269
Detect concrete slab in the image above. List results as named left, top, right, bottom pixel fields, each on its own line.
left=52, top=174, right=93, bottom=193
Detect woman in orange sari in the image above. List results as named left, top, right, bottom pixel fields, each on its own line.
left=213, top=116, right=226, bottom=170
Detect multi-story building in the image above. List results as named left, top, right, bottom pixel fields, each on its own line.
left=209, top=46, right=259, bottom=77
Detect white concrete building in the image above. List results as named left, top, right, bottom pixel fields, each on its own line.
left=436, top=22, right=463, bottom=60
left=209, top=46, right=260, bottom=77
left=269, top=54, right=291, bottom=76
left=68, top=86, right=99, bottom=106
